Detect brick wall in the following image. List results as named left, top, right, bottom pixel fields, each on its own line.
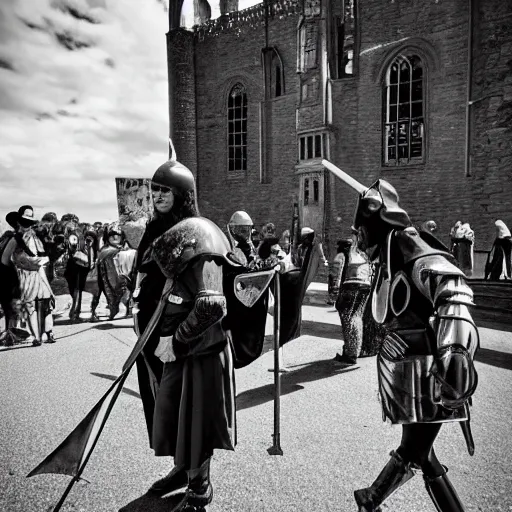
left=193, top=10, right=300, bottom=236
left=170, top=0, right=512, bottom=268
left=470, top=0, right=512, bottom=249
left=328, top=0, right=475, bottom=255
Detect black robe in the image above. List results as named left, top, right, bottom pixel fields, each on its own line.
left=134, top=214, right=177, bottom=446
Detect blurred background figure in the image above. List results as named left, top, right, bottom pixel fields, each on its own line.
left=0, top=211, right=21, bottom=343
left=292, top=227, right=328, bottom=270
left=226, top=210, right=256, bottom=265
left=280, top=229, right=291, bottom=255
left=450, top=221, right=475, bottom=277
left=420, top=219, right=438, bottom=234
left=485, top=219, right=512, bottom=280
left=334, top=233, right=372, bottom=365
left=327, top=239, right=352, bottom=306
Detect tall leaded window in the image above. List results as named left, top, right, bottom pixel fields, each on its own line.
left=228, top=83, right=247, bottom=172
left=384, top=55, right=424, bottom=166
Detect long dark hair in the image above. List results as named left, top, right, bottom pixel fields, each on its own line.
left=153, top=189, right=199, bottom=224
left=136, top=189, right=199, bottom=270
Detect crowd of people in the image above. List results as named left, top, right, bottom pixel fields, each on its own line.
left=0, top=208, right=135, bottom=346
left=1, top=156, right=503, bottom=512
left=123, top=158, right=482, bottom=512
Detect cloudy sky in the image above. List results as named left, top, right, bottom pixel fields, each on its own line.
left=0, top=0, right=263, bottom=233
left=0, top=0, right=173, bottom=231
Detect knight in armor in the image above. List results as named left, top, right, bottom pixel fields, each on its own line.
left=322, top=161, right=479, bottom=512
left=133, top=159, right=236, bottom=510
left=226, top=210, right=257, bottom=264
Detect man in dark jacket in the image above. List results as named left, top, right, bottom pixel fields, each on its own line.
left=133, top=159, right=236, bottom=510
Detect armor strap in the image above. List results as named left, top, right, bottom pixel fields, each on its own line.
left=371, top=231, right=393, bottom=324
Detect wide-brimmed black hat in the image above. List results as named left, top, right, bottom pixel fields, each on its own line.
left=17, top=205, right=38, bottom=227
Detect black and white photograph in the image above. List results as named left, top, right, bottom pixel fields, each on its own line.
left=0, top=0, right=511, bottom=510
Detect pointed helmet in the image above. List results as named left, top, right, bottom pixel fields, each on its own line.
left=322, top=160, right=411, bottom=231
left=152, top=159, right=196, bottom=194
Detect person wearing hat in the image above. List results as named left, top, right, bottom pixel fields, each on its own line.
left=322, top=160, right=478, bottom=512
left=91, top=221, right=129, bottom=321
left=132, top=159, right=237, bottom=510
left=10, top=205, right=55, bottom=346
left=226, top=210, right=257, bottom=264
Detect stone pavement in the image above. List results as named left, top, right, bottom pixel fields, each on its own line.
left=1, top=291, right=512, bottom=512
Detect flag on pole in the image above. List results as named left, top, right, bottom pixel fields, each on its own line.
left=27, top=279, right=174, bottom=512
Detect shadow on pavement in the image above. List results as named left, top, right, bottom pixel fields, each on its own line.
left=92, top=321, right=131, bottom=331
left=119, top=491, right=186, bottom=512
left=56, top=326, right=97, bottom=340
left=236, top=359, right=359, bottom=411
left=300, top=320, right=340, bottom=340
left=475, top=347, right=512, bottom=371
left=90, top=372, right=141, bottom=399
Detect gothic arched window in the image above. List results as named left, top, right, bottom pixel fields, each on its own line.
left=383, top=54, right=424, bottom=166
left=262, top=47, right=285, bottom=99
left=228, top=83, right=247, bottom=172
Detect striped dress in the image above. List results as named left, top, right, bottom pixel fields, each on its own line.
left=12, top=231, right=53, bottom=303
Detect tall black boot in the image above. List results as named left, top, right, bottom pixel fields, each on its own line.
left=354, top=451, right=416, bottom=511
left=186, top=458, right=213, bottom=508
left=148, top=465, right=188, bottom=496
left=424, top=468, right=466, bottom=512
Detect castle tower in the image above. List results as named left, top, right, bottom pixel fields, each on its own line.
left=167, top=2, right=198, bottom=176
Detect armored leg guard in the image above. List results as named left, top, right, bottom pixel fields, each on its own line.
left=424, top=469, right=466, bottom=512
left=185, top=459, right=213, bottom=510
left=148, top=465, right=188, bottom=496
left=354, top=451, right=416, bottom=511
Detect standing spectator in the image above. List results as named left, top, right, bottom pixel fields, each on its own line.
left=226, top=210, right=257, bottom=265
left=11, top=206, right=55, bottom=346
left=292, top=227, right=328, bottom=269
left=485, top=219, right=512, bottom=280
left=450, top=221, right=475, bottom=277
left=327, top=239, right=352, bottom=305
left=334, top=233, right=372, bottom=365
left=0, top=212, right=20, bottom=337
left=419, top=219, right=438, bottom=234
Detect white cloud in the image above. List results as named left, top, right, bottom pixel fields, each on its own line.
left=0, top=0, right=170, bottom=224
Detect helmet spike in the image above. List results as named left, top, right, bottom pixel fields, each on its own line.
left=169, top=137, right=177, bottom=162
left=322, top=159, right=368, bottom=195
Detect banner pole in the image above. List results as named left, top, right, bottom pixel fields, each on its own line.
left=268, top=272, right=283, bottom=456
